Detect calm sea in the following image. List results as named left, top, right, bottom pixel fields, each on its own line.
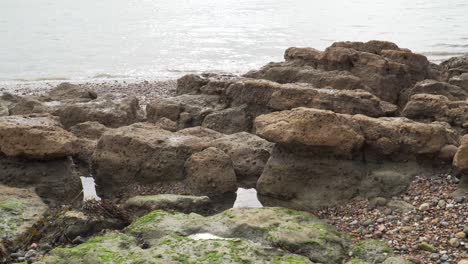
left=1, top=0, right=467, bottom=82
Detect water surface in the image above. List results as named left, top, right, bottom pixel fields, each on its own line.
left=1, top=0, right=467, bottom=82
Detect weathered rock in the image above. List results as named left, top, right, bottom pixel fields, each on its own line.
left=92, top=123, right=210, bottom=195
left=126, top=207, right=350, bottom=264
left=0, top=102, right=8, bottom=116
left=0, top=114, right=77, bottom=159
left=210, top=132, right=274, bottom=186
left=52, top=94, right=143, bottom=128
left=202, top=106, right=251, bottom=134
left=37, top=232, right=313, bottom=264
left=42, top=82, right=97, bottom=102
left=146, top=94, right=226, bottom=130
left=0, top=157, right=81, bottom=201
left=350, top=240, right=394, bottom=264
left=176, top=74, right=210, bottom=95
left=454, top=135, right=468, bottom=174
left=382, top=257, right=410, bottom=264
left=449, top=73, right=468, bottom=90
left=255, top=108, right=364, bottom=156
left=0, top=185, right=48, bottom=263
left=402, top=94, right=468, bottom=126
left=185, top=147, right=237, bottom=195
left=5, top=95, right=49, bottom=115
left=399, top=80, right=468, bottom=106
left=247, top=41, right=433, bottom=104
left=69, top=121, right=111, bottom=162
left=124, top=194, right=211, bottom=216
left=255, top=108, right=457, bottom=208
left=441, top=54, right=468, bottom=78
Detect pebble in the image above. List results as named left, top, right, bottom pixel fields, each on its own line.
left=24, top=249, right=37, bottom=259
left=438, top=200, right=447, bottom=208
left=446, top=203, right=455, bottom=209
left=419, top=203, right=430, bottom=211
left=449, top=238, right=460, bottom=247
left=456, top=232, right=466, bottom=239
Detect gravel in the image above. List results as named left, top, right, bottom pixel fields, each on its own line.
left=318, top=174, right=468, bottom=263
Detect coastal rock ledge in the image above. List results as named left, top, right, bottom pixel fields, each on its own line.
left=0, top=40, right=467, bottom=263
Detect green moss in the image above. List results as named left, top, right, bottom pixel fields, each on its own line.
left=418, top=242, right=436, bottom=253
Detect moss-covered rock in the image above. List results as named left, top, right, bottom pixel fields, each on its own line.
left=37, top=232, right=314, bottom=264
left=126, top=207, right=349, bottom=264
left=0, top=185, right=48, bottom=262
left=350, top=240, right=394, bottom=264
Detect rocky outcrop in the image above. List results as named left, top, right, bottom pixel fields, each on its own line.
left=125, top=208, right=350, bottom=264
left=255, top=108, right=458, bottom=209
left=92, top=124, right=272, bottom=196
left=453, top=135, right=468, bottom=175
left=41, top=82, right=97, bottom=102
left=0, top=114, right=77, bottom=159
left=0, top=185, right=48, bottom=263
left=69, top=121, right=111, bottom=163
left=449, top=73, right=468, bottom=90
left=246, top=40, right=435, bottom=104
left=441, top=54, right=468, bottom=79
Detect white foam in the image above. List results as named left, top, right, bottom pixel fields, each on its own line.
left=80, top=176, right=101, bottom=201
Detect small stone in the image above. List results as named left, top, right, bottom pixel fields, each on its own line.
left=377, top=218, right=385, bottom=223
left=449, top=237, right=460, bottom=247
left=24, top=249, right=37, bottom=259
left=430, top=253, right=440, bottom=260
left=456, top=232, right=466, bottom=239
left=419, top=203, right=430, bottom=211
left=454, top=196, right=465, bottom=203
left=457, top=259, right=468, bottom=264
left=419, top=242, right=436, bottom=253
left=350, top=220, right=358, bottom=225
left=72, top=236, right=86, bottom=244
left=440, top=254, right=449, bottom=261
left=29, top=243, right=38, bottom=250
left=446, top=203, right=454, bottom=209
left=438, top=200, right=446, bottom=208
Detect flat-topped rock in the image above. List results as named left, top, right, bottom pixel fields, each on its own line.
left=124, top=194, right=211, bottom=216
left=399, top=79, right=468, bottom=106
left=0, top=114, right=77, bottom=159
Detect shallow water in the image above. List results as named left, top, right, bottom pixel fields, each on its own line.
left=1, top=0, right=467, bottom=82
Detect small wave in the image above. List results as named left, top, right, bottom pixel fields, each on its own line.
left=33, top=76, right=70, bottom=81
left=92, top=73, right=130, bottom=79
left=422, top=51, right=468, bottom=56
left=432, top=43, right=468, bottom=48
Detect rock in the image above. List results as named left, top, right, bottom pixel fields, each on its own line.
left=146, top=94, right=226, bottom=130
left=386, top=200, right=415, bottom=213
left=38, top=209, right=127, bottom=245
left=437, top=200, right=447, bottom=208
left=456, top=231, right=466, bottom=239
left=0, top=102, right=8, bottom=116
left=399, top=80, right=467, bottom=106
left=126, top=207, right=350, bottom=264
left=369, top=197, right=388, bottom=208
left=42, top=82, right=97, bottom=102
left=449, top=237, right=460, bottom=247
left=52, top=94, right=144, bottom=128
left=247, top=40, right=433, bottom=104
left=0, top=114, right=77, bottom=159
left=176, top=74, right=210, bottom=95
left=185, top=147, right=238, bottom=195
left=454, top=135, right=468, bottom=173
left=37, top=232, right=313, bottom=264
left=401, top=94, right=468, bottom=126
left=69, top=121, right=111, bottom=162
left=209, top=132, right=274, bottom=186
left=202, top=106, right=251, bottom=134
left=351, top=240, right=394, bottom=264
left=124, top=194, right=211, bottom=216
left=458, top=259, right=468, bottom=264
left=439, top=145, right=459, bottom=162
left=92, top=123, right=210, bottom=195
left=440, top=54, right=468, bottom=78
left=449, top=73, right=468, bottom=90
left=255, top=108, right=365, bottom=156
left=418, top=203, right=430, bottom=211
left=0, top=157, right=81, bottom=201
left=418, top=242, right=436, bottom=253
left=0, top=185, right=48, bottom=263
left=2, top=94, right=49, bottom=115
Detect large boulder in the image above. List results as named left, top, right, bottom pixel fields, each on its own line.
left=69, top=121, right=111, bottom=162
left=440, top=54, right=468, bottom=79
left=41, top=82, right=97, bottom=102
left=255, top=108, right=458, bottom=208
left=92, top=123, right=209, bottom=195
left=0, top=114, right=77, bottom=159
left=126, top=208, right=350, bottom=264
left=185, top=147, right=238, bottom=195
left=0, top=185, right=48, bottom=263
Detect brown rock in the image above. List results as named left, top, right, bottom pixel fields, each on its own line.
left=0, top=114, right=77, bottom=159
left=185, top=147, right=237, bottom=195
